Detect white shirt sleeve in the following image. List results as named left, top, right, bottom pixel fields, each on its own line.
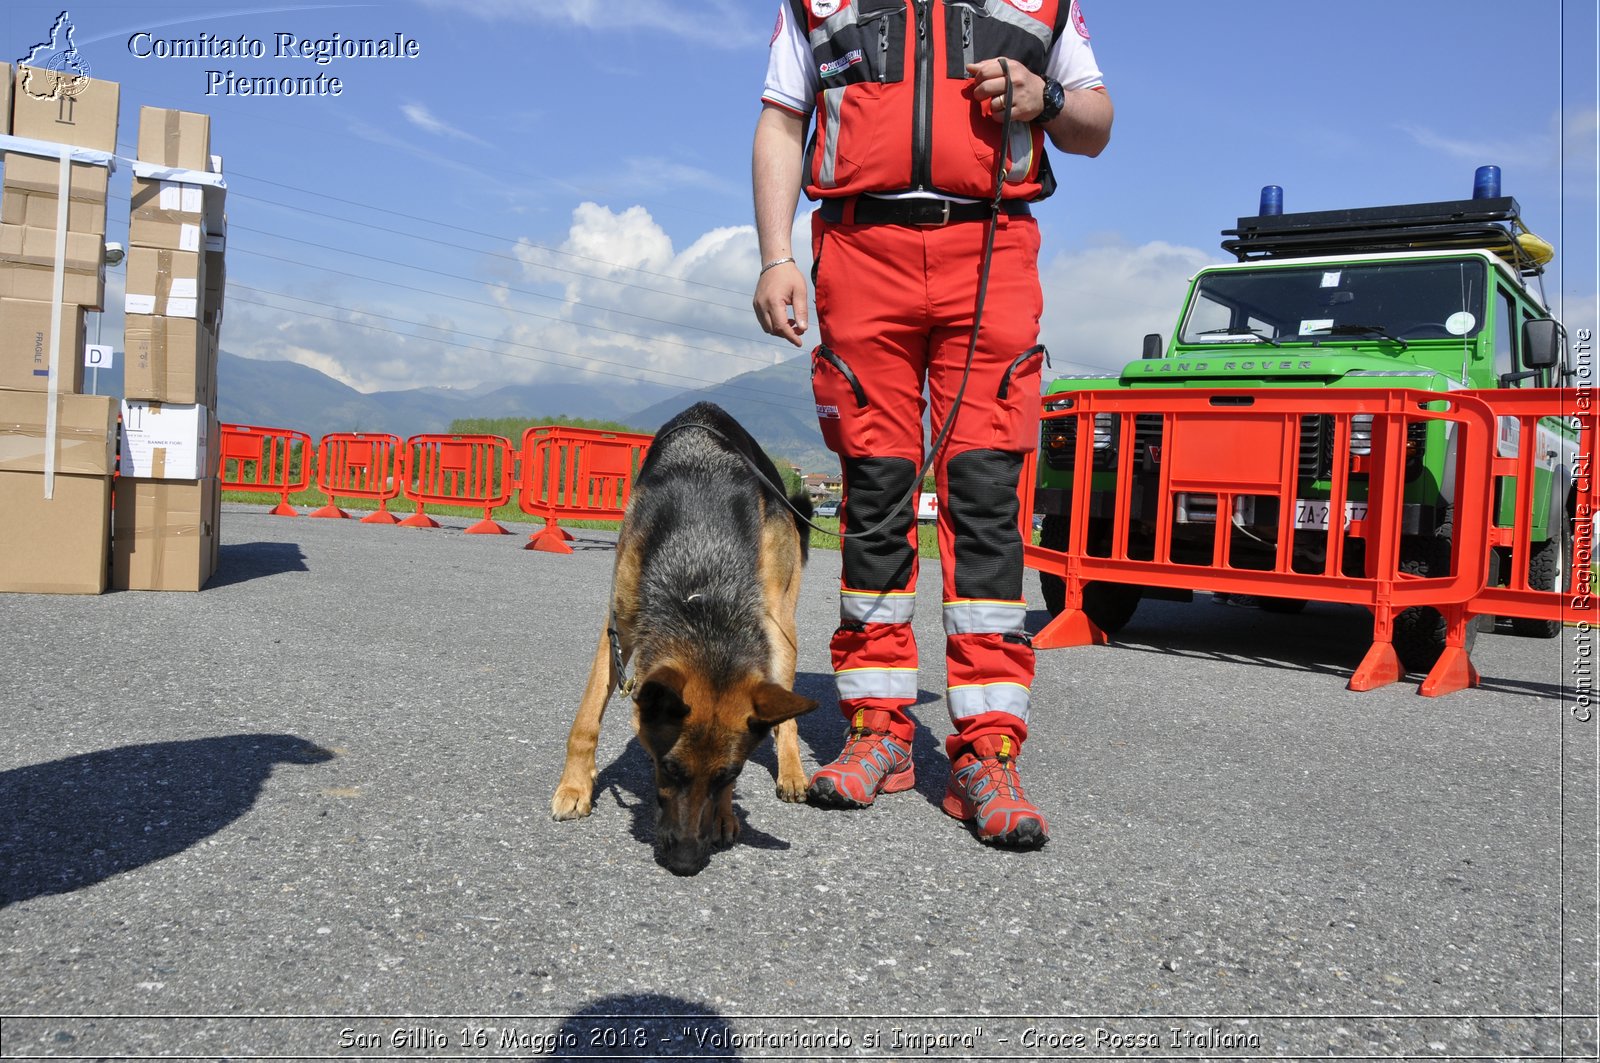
left=761, top=2, right=817, bottom=115
left=1046, top=0, right=1105, bottom=92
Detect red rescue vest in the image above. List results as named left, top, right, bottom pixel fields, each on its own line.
left=788, top=0, right=1066, bottom=202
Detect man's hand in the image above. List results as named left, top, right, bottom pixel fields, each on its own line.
left=966, top=58, right=1043, bottom=122
left=752, top=261, right=808, bottom=346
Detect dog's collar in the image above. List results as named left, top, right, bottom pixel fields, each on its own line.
left=607, top=622, right=635, bottom=697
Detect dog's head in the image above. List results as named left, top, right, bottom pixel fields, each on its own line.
left=632, top=664, right=816, bottom=876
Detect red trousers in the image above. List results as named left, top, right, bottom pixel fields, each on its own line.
left=809, top=208, right=1044, bottom=759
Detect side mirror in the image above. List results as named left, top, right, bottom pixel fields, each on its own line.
left=1521, top=318, right=1564, bottom=370
left=1142, top=333, right=1164, bottom=360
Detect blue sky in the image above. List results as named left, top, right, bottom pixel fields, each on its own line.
left=2, top=0, right=1595, bottom=410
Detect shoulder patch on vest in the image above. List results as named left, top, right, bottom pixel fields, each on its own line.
left=1070, top=0, right=1091, bottom=38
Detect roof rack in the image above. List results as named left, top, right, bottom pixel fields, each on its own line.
left=1221, top=196, right=1545, bottom=275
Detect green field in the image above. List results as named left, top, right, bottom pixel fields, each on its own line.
left=222, top=488, right=951, bottom=557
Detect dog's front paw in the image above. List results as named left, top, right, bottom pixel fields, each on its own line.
left=712, top=805, right=740, bottom=846
left=551, top=784, right=594, bottom=821
left=774, top=772, right=808, bottom=803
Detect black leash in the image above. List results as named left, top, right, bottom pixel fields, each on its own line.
left=624, top=65, right=1024, bottom=550
left=771, top=59, right=1022, bottom=543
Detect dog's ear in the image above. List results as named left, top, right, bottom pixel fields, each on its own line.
left=636, top=665, right=690, bottom=724
left=749, top=682, right=818, bottom=729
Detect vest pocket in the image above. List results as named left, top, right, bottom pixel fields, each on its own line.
left=811, top=345, right=872, bottom=457
left=993, top=344, right=1047, bottom=453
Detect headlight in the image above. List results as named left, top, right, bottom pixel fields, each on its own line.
left=1349, top=413, right=1373, bottom=456
left=1092, top=413, right=1116, bottom=451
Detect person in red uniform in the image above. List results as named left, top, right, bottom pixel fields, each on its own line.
left=751, top=0, right=1112, bottom=848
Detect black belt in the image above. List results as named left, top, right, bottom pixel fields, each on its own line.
left=818, top=196, right=1031, bottom=227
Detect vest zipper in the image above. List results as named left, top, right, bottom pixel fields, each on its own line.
left=912, top=0, right=933, bottom=191
left=878, top=17, right=891, bottom=82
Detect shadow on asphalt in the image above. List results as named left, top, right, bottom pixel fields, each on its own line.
left=554, top=993, right=742, bottom=1059
left=0, top=734, right=334, bottom=908
left=204, top=542, right=310, bottom=588
left=593, top=734, right=803, bottom=867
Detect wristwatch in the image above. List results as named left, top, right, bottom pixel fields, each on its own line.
left=1034, top=77, right=1065, bottom=125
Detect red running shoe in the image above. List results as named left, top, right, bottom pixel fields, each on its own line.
left=807, top=709, right=915, bottom=808
left=942, top=735, right=1049, bottom=848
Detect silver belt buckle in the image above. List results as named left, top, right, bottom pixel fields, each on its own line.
left=916, top=200, right=951, bottom=227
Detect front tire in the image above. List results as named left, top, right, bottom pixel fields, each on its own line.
left=1509, top=521, right=1571, bottom=638
left=1391, top=530, right=1477, bottom=674
left=1037, top=513, right=1144, bottom=635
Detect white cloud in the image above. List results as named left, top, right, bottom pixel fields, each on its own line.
left=227, top=202, right=791, bottom=405
left=1397, top=111, right=1564, bottom=171
left=400, top=102, right=489, bottom=146
left=411, top=0, right=769, bottom=48
left=1037, top=239, right=1218, bottom=375
left=508, top=202, right=784, bottom=390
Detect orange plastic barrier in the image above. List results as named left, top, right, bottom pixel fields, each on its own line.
left=217, top=423, right=313, bottom=517
left=1024, top=388, right=1499, bottom=692
left=518, top=426, right=653, bottom=553
left=399, top=434, right=514, bottom=533
left=1423, top=388, right=1599, bottom=695
left=312, top=433, right=403, bottom=524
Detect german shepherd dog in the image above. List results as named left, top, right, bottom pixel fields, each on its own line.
left=550, top=402, right=819, bottom=875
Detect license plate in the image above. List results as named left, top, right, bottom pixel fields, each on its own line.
left=1294, top=499, right=1367, bottom=530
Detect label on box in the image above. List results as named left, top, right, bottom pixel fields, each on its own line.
left=125, top=294, right=157, bottom=315
left=159, top=183, right=205, bottom=213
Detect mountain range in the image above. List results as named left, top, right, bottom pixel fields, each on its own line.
left=93, top=349, right=839, bottom=474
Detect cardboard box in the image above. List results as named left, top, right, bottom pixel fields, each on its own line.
left=112, top=477, right=216, bottom=592
left=119, top=399, right=210, bottom=479
left=0, top=259, right=103, bottom=308
left=0, top=63, right=12, bottom=136
left=1, top=187, right=107, bottom=234
left=0, top=153, right=111, bottom=201
left=0, top=390, right=115, bottom=474
left=0, top=469, right=110, bottom=594
left=137, top=106, right=211, bottom=171
left=129, top=176, right=206, bottom=247
left=11, top=65, right=120, bottom=152
left=123, top=314, right=212, bottom=404
left=208, top=471, right=221, bottom=577
left=0, top=221, right=105, bottom=270
left=123, top=245, right=204, bottom=318
left=0, top=296, right=86, bottom=393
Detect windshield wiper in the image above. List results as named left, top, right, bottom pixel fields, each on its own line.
left=1193, top=327, right=1282, bottom=347
left=1316, top=324, right=1409, bottom=349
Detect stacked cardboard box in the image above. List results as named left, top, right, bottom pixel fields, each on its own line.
left=0, top=64, right=121, bottom=594
left=116, top=106, right=224, bottom=592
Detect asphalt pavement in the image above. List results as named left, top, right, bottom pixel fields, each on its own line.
left=0, top=505, right=1595, bottom=1061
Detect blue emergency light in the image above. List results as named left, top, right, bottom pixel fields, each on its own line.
left=1472, top=165, right=1501, bottom=199
left=1258, top=185, right=1283, bottom=216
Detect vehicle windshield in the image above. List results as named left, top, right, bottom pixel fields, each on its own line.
left=1179, top=259, right=1487, bottom=345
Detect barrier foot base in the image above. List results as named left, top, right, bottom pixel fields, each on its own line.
left=269, top=502, right=300, bottom=517
left=465, top=518, right=510, bottom=535
left=1033, top=608, right=1109, bottom=650
left=361, top=509, right=399, bottom=525
left=525, top=526, right=575, bottom=554
left=1419, top=646, right=1481, bottom=698
left=399, top=513, right=440, bottom=529
left=309, top=504, right=349, bottom=519
left=1348, top=641, right=1403, bottom=691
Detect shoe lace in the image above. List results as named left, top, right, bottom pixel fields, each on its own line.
left=837, top=727, right=882, bottom=765
left=967, top=753, right=1024, bottom=807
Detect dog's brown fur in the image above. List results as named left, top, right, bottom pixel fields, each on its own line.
left=550, top=403, right=817, bottom=875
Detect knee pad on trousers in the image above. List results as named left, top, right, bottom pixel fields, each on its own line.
left=842, top=456, right=919, bottom=592
left=945, top=449, right=1025, bottom=601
